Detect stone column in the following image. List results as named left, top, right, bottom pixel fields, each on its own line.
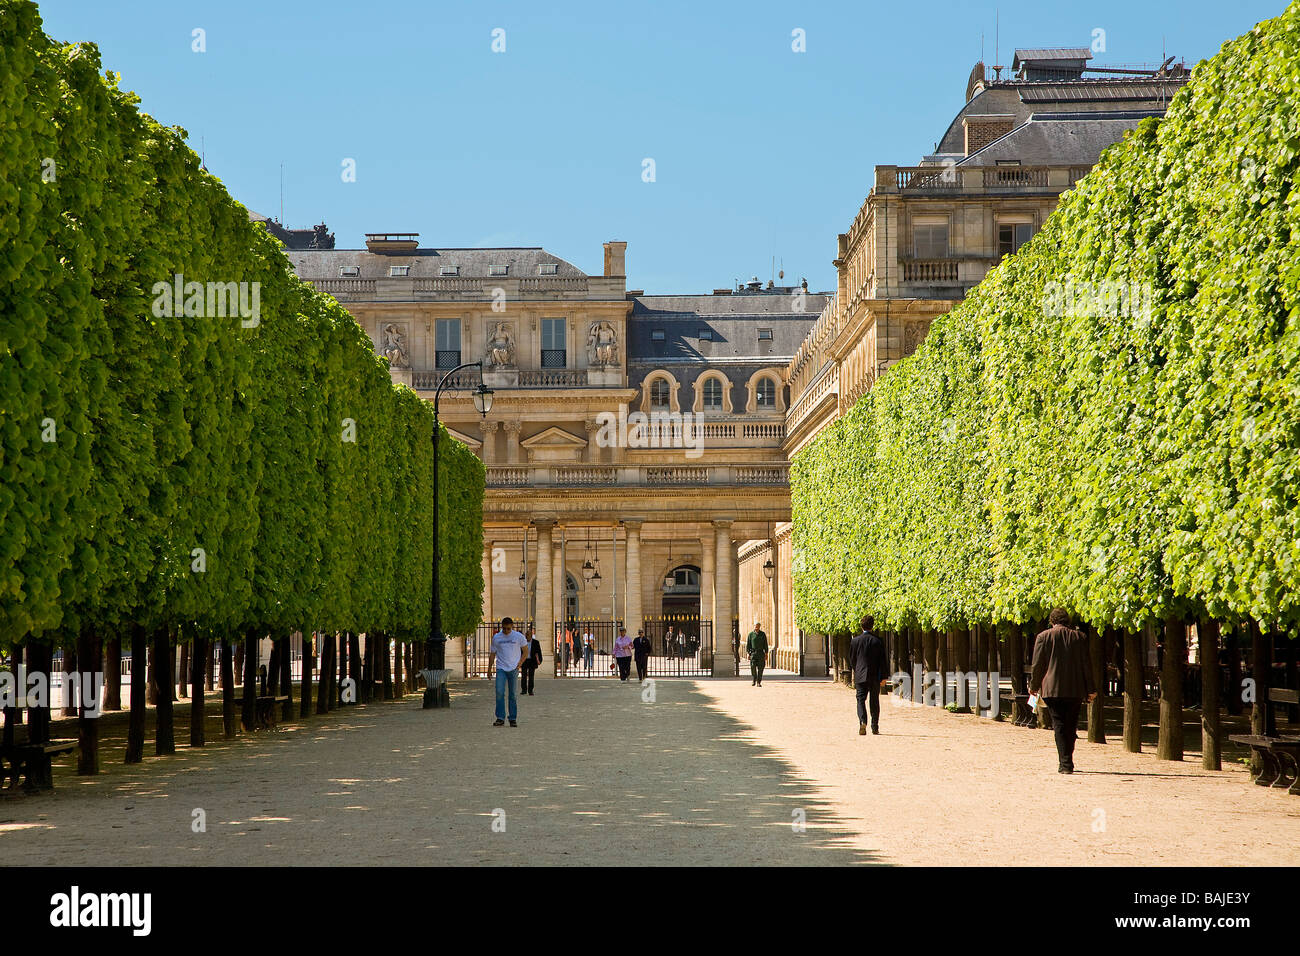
left=624, top=520, right=644, bottom=639
left=504, top=420, right=522, bottom=464
left=699, top=534, right=714, bottom=630
left=481, top=540, right=494, bottom=626
left=713, top=519, right=736, bottom=677
left=535, top=519, right=555, bottom=669
left=553, top=535, right=565, bottom=635
left=480, top=420, right=498, bottom=465
left=584, top=419, right=600, bottom=464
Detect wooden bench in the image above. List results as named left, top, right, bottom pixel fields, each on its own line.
left=0, top=740, right=77, bottom=793
left=245, top=695, right=289, bottom=731
left=1228, top=734, right=1300, bottom=794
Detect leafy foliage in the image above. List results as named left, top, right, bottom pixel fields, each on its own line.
left=793, top=2, right=1300, bottom=633
left=0, top=0, right=484, bottom=650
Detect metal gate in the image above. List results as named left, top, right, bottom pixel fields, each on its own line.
left=471, top=618, right=717, bottom=678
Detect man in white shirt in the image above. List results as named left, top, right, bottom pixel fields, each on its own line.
left=491, top=617, right=530, bottom=727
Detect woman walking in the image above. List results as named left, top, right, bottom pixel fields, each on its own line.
left=613, top=626, right=634, bottom=682
left=633, top=628, right=652, bottom=682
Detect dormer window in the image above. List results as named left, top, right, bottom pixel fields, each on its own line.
left=651, top=329, right=666, bottom=342
left=439, top=264, right=459, bottom=276
left=339, top=266, right=360, bottom=278
left=390, top=265, right=410, bottom=277
left=698, top=329, right=713, bottom=341
left=537, top=262, right=558, bottom=276
left=757, top=328, right=773, bottom=341
left=489, top=264, right=509, bottom=277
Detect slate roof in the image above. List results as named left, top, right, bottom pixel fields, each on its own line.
left=956, top=113, right=1156, bottom=168
left=1013, top=48, right=1093, bottom=69
left=284, top=246, right=587, bottom=280
left=627, top=291, right=829, bottom=370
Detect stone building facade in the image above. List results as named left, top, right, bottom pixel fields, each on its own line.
left=285, top=234, right=826, bottom=677
left=739, top=49, right=1191, bottom=669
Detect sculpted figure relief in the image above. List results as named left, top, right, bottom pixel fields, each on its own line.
left=486, top=321, right=515, bottom=367
left=380, top=323, right=409, bottom=368
left=586, top=320, right=619, bottom=367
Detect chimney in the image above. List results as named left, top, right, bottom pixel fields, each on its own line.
left=603, top=240, right=627, bottom=277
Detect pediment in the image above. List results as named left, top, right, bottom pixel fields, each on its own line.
left=520, top=426, right=587, bottom=450
left=444, top=426, right=482, bottom=450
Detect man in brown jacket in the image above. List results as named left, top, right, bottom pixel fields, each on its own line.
left=1030, top=608, right=1096, bottom=774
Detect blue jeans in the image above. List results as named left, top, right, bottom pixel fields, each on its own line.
left=584, top=647, right=594, bottom=670
left=495, top=668, right=519, bottom=720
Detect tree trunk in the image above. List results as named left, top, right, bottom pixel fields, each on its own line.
left=241, top=636, right=257, bottom=732
left=316, top=633, right=331, bottom=715
left=1123, top=629, right=1142, bottom=753
left=336, top=632, right=347, bottom=708
left=1250, top=619, right=1274, bottom=739
left=301, top=632, right=314, bottom=719
left=407, top=642, right=416, bottom=692
left=935, top=630, right=949, bottom=706
left=952, top=626, right=970, bottom=712
left=266, top=639, right=278, bottom=697
left=205, top=639, right=215, bottom=692
left=146, top=642, right=158, bottom=706
left=178, top=642, right=189, bottom=699
left=1285, top=634, right=1298, bottom=725
left=169, top=641, right=178, bottom=701
left=1086, top=625, right=1106, bottom=743
left=221, top=635, right=237, bottom=739
left=23, top=642, right=48, bottom=745
left=234, top=641, right=245, bottom=693
left=61, top=643, right=78, bottom=717
left=1008, top=620, right=1024, bottom=714
left=153, top=627, right=175, bottom=755
left=125, top=624, right=146, bottom=763
left=76, top=626, right=101, bottom=775
left=1226, top=625, right=1244, bottom=715
left=393, top=639, right=404, bottom=699
left=279, top=636, right=293, bottom=723
left=382, top=634, right=394, bottom=700
left=1199, top=619, right=1221, bottom=770
left=348, top=633, right=362, bottom=705
left=104, top=636, right=122, bottom=712
left=1157, top=616, right=1185, bottom=760
left=190, top=631, right=207, bottom=748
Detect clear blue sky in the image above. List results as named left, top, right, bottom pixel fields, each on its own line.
left=37, top=0, right=1285, bottom=294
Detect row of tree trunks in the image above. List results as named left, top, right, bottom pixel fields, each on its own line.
left=125, top=623, right=146, bottom=763
left=191, top=632, right=207, bottom=749
left=76, top=626, right=101, bottom=774
left=1087, top=627, right=1106, bottom=744
left=241, top=636, right=256, bottom=732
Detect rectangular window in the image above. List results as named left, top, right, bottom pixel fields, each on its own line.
left=489, top=264, right=509, bottom=276
left=757, top=328, right=773, bottom=341
left=651, top=329, right=666, bottom=342
left=436, top=319, right=461, bottom=369
left=541, top=317, right=566, bottom=368
left=998, top=222, right=1035, bottom=259
left=390, top=265, right=410, bottom=277
left=913, top=223, right=950, bottom=259
left=698, top=329, right=712, bottom=341
left=339, top=266, right=360, bottom=278
left=439, top=264, right=458, bottom=276
left=537, top=262, right=558, bottom=275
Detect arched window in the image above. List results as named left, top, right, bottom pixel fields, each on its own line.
left=755, top=377, right=776, bottom=408
left=703, top=378, right=724, bottom=410
left=650, top=379, right=671, bottom=409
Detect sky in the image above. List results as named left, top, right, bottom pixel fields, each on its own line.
left=36, top=0, right=1287, bottom=294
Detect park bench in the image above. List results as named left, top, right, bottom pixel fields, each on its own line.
left=0, top=739, right=77, bottom=793
left=246, top=695, right=289, bottom=731
left=1228, top=734, right=1300, bottom=794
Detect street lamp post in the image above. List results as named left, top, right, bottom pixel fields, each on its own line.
left=428, top=361, right=493, bottom=689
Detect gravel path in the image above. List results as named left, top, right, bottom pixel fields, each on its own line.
left=2, top=676, right=1295, bottom=866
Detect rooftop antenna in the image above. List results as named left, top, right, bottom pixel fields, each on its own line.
left=993, top=9, right=1002, bottom=80
left=279, top=162, right=284, bottom=225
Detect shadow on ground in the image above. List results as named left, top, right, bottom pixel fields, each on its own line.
left=0, top=679, right=878, bottom=866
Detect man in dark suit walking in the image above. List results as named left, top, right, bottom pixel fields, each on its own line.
left=1030, top=608, right=1095, bottom=773
left=849, top=615, right=888, bottom=735
left=519, top=626, right=543, bottom=696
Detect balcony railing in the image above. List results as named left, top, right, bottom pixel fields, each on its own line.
left=310, top=278, right=376, bottom=294
left=897, top=166, right=960, bottom=191
left=901, top=259, right=960, bottom=283
left=412, top=369, right=478, bottom=389
left=983, top=166, right=1049, bottom=188
left=482, top=464, right=791, bottom=488
left=518, top=368, right=585, bottom=387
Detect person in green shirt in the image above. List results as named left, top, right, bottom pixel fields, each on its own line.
left=746, top=621, right=769, bottom=686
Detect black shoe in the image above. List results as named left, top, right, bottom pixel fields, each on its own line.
left=1058, top=765, right=1074, bottom=774
left=509, top=720, right=518, bottom=727
left=872, top=727, right=879, bottom=735
left=493, top=719, right=505, bottom=726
